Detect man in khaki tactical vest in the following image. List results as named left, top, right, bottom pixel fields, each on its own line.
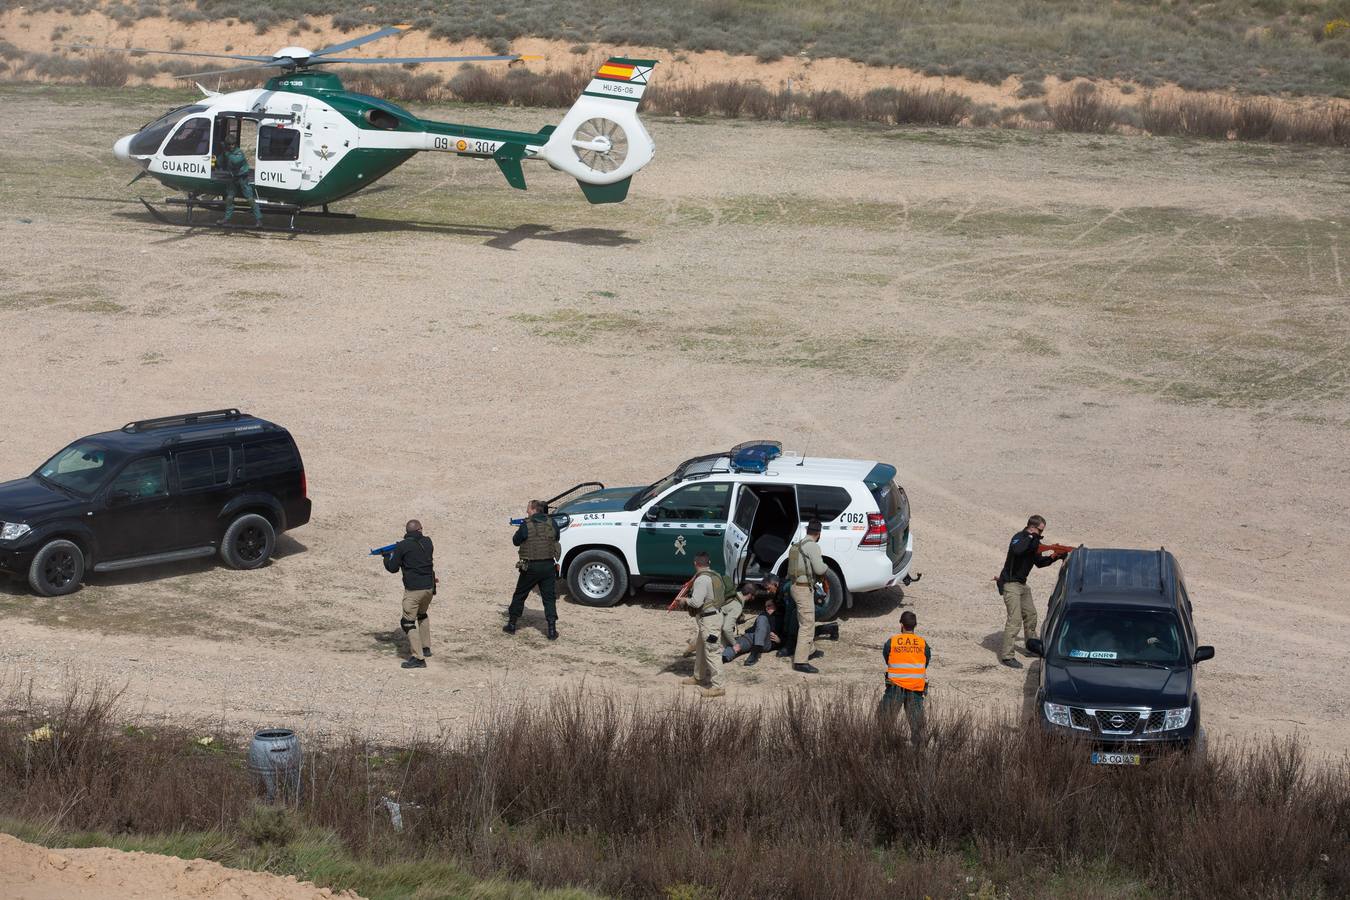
left=679, top=551, right=726, bottom=698
left=506, top=500, right=561, bottom=640
left=787, top=519, right=828, bottom=674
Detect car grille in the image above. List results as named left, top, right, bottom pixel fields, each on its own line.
left=1094, top=710, right=1141, bottom=733
left=1065, top=707, right=1152, bottom=735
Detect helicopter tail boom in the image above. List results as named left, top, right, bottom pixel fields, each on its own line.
left=538, top=57, right=657, bottom=203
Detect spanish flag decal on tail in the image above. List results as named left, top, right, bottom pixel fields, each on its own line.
left=583, top=56, right=656, bottom=103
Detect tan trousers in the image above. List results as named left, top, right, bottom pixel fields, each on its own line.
left=402, top=589, right=433, bottom=660
left=693, top=613, right=724, bottom=688
left=719, top=598, right=743, bottom=647
left=791, top=583, right=815, bottom=664
left=1000, top=582, right=1037, bottom=660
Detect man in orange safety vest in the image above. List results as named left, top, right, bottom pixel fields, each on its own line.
left=880, top=610, right=929, bottom=745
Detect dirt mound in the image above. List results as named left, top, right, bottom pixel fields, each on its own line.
left=0, top=833, right=360, bottom=900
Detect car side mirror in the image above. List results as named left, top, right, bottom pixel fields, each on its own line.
left=642, top=508, right=659, bottom=523
left=108, top=488, right=133, bottom=506
left=1026, top=638, right=1044, bottom=657
left=1194, top=645, right=1215, bottom=663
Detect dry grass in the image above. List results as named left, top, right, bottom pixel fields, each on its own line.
left=2, top=681, right=1347, bottom=898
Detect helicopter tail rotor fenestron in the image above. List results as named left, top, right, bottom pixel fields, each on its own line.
left=539, top=57, right=657, bottom=204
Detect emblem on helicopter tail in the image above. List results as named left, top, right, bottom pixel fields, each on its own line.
left=315, top=145, right=333, bottom=160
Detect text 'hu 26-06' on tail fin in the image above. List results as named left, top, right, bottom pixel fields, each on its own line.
left=539, top=57, right=657, bottom=204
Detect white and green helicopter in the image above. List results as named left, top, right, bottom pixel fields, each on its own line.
left=81, top=26, right=656, bottom=229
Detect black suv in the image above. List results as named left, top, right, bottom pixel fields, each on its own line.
left=0, top=409, right=311, bottom=596
left=1026, top=547, right=1215, bottom=764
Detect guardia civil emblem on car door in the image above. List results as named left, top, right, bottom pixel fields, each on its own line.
left=673, top=535, right=687, bottom=555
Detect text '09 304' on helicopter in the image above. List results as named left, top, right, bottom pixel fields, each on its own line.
left=78, top=26, right=657, bottom=228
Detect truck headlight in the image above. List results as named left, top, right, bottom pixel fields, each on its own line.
left=1163, top=708, right=1192, bottom=731
left=1, top=522, right=31, bottom=541
left=1043, top=702, right=1071, bottom=727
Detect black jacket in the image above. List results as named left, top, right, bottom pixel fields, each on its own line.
left=384, top=532, right=435, bottom=590
left=998, top=530, right=1055, bottom=586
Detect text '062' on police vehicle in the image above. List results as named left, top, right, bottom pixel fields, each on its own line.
left=0, top=410, right=311, bottom=597
left=547, top=442, right=915, bottom=621
left=1026, top=547, right=1215, bottom=765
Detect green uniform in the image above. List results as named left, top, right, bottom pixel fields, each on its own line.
left=509, top=514, right=560, bottom=624
left=221, top=146, right=262, bottom=225
left=687, top=569, right=724, bottom=689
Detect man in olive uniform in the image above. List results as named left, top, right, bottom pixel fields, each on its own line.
left=679, top=552, right=726, bottom=698
left=787, top=519, right=828, bottom=674
left=506, top=499, right=561, bottom=640
left=880, top=610, right=930, bottom=746
left=382, top=519, right=436, bottom=669
left=996, top=514, right=1065, bottom=669
left=218, top=137, right=263, bottom=227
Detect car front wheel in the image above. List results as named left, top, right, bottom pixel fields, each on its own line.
left=220, top=514, right=276, bottom=570
left=566, top=549, right=628, bottom=606
left=28, top=539, right=86, bottom=597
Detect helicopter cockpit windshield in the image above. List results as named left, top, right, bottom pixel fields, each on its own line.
left=128, top=104, right=209, bottom=156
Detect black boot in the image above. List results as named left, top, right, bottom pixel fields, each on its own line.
left=503, top=618, right=517, bottom=634
left=744, top=651, right=760, bottom=667
left=547, top=621, right=558, bottom=641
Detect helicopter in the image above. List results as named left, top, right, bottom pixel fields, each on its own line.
left=75, top=26, right=656, bottom=229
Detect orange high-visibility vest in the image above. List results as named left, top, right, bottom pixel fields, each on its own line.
left=886, top=632, right=927, bottom=691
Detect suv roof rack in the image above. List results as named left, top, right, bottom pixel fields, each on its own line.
left=121, top=409, right=244, bottom=433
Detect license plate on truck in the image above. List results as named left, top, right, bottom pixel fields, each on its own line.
left=1091, top=752, right=1142, bottom=766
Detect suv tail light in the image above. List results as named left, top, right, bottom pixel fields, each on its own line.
left=300, top=469, right=308, bottom=499
left=859, top=513, right=887, bottom=548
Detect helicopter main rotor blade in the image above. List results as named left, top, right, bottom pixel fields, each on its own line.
left=61, top=43, right=273, bottom=62
left=311, top=25, right=411, bottom=58
left=172, top=62, right=287, bottom=79
left=313, top=54, right=535, bottom=65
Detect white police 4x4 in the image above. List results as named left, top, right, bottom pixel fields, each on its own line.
left=551, top=442, right=915, bottom=621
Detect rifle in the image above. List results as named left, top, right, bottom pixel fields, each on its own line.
left=369, top=543, right=397, bottom=557
left=1038, top=542, right=1076, bottom=559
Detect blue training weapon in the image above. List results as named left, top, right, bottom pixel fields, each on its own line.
left=370, top=543, right=397, bottom=556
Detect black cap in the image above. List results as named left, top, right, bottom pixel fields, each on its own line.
left=806, top=518, right=823, bottom=534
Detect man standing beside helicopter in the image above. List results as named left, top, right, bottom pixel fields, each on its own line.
left=218, top=137, right=263, bottom=227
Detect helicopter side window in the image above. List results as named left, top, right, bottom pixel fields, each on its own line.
left=128, top=104, right=208, bottom=156
left=163, top=117, right=212, bottom=156
left=257, top=125, right=300, bottom=162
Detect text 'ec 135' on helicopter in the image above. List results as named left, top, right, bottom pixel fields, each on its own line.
left=76, top=26, right=656, bottom=228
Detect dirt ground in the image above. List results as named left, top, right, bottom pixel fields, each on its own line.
left=0, top=833, right=357, bottom=899
left=0, top=83, right=1347, bottom=759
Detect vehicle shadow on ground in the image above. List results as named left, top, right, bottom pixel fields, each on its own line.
left=115, top=209, right=639, bottom=250
left=0, top=535, right=308, bottom=594
left=841, top=587, right=906, bottom=620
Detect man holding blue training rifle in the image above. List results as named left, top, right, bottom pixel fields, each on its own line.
left=380, top=519, right=436, bottom=669
left=505, top=499, right=561, bottom=640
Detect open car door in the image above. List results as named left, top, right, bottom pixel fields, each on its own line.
left=723, top=485, right=759, bottom=581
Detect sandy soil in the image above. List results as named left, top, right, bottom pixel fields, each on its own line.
left=0, top=85, right=1347, bottom=759
left=6, top=8, right=1349, bottom=112
left=0, top=833, right=358, bottom=899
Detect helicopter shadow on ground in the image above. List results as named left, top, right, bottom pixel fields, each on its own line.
left=113, top=208, right=640, bottom=251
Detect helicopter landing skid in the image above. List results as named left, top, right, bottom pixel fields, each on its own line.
left=140, top=198, right=314, bottom=234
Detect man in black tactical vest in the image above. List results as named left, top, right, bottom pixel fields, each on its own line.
left=506, top=499, right=562, bottom=640
left=382, top=519, right=436, bottom=669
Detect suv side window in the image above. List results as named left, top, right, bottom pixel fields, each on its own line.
left=242, top=438, right=297, bottom=478
left=109, top=457, right=169, bottom=500
left=796, top=485, right=852, bottom=522
left=176, top=447, right=231, bottom=491
left=651, top=482, right=732, bottom=521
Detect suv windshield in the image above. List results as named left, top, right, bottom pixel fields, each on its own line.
left=37, top=442, right=126, bottom=496
left=628, top=472, right=676, bottom=510
left=1048, top=608, right=1185, bottom=667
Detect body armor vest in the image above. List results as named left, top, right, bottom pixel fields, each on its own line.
left=519, top=516, right=560, bottom=561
